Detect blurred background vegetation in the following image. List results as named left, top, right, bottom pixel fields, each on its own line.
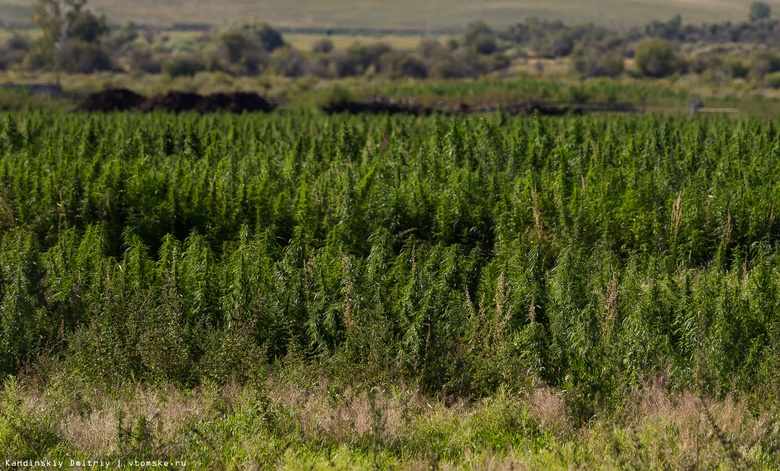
left=4, top=0, right=780, bottom=113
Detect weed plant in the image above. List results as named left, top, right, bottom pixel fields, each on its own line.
left=0, top=111, right=779, bottom=466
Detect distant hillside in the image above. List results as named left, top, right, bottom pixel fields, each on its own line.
left=2, top=0, right=779, bottom=30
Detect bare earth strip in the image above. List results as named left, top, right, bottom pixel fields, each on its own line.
left=1, top=0, right=778, bottom=29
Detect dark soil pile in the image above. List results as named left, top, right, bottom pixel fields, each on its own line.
left=139, top=91, right=202, bottom=113
left=503, top=99, right=582, bottom=116
left=196, top=92, right=277, bottom=113
left=322, top=96, right=434, bottom=116
left=76, top=90, right=277, bottom=114
left=74, top=89, right=146, bottom=112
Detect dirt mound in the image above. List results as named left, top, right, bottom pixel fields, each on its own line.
left=75, top=89, right=146, bottom=112
left=139, top=91, right=202, bottom=113
left=321, top=96, right=587, bottom=117
left=322, top=96, right=434, bottom=116
left=502, top=99, right=582, bottom=116
left=76, top=90, right=277, bottom=114
left=196, top=92, right=277, bottom=113
left=140, top=91, right=276, bottom=114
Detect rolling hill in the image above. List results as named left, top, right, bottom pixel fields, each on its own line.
left=2, top=0, right=779, bottom=30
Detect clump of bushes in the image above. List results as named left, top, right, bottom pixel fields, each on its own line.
left=763, top=71, right=780, bottom=87
left=0, top=34, right=30, bottom=71
left=573, top=50, right=625, bottom=78
left=634, top=38, right=682, bottom=77
left=162, top=53, right=206, bottom=78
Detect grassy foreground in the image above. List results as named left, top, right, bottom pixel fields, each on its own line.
left=0, top=111, right=779, bottom=468
left=3, top=373, right=777, bottom=469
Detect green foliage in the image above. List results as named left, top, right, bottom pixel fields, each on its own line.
left=749, top=1, right=772, bottom=22
left=764, top=71, right=780, bottom=88
left=162, top=53, right=205, bottom=78
left=0, top=110, right=779, bottom=466
left=0, top=33, right=31, bottom=70
left=312, top=38, right=334, bottom=54
left=634, top=38, right=680, bottom=78
left=269, top=47, right=307, bottom=77
left=573, top=50, right=625, bottom=78
left=380, top=51, right=429, bottom=79
left=0, top=378, right=63, bottom=456
left=33, top=0, right=109, bottom=45
left=0, top=112, right=779, bottom=412
left=464, top=21, right=498, bottom=55
left=30, top=0, right=111, bottom=72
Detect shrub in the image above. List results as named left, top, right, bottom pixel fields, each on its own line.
left=162, top=53, right=206, bottom=77
left=217, top=29, right=258, bottom=64
left=574, top=50, right=625, bottom=78
left=468, top=34, right=495, bottom=55
left=331, top=51, right=361, bottom=77
left=747, top=50, right=780, bottom=81
left=749, top=1, right=771, bottom=22
left=62, top=40, right=113, bottom=73
left=721, top=56, right=749, bottom=78
left=464, top=21, right=496, bottom=47
left=429, top=54, right=477, bottom=79
left=332, top=42, right=393, bottom=77
left=536, top=32, right=575, bottom=58
left=308, top=55, right=333, bottom=78
left=0, top=34, right=30, bottom=70
left=270, top=47, right=307, bottom=77
left=380, top=51, right=429, bottom=79
left=254, top=23, right=285, bottom=52
left=106, top=21, right=139, bottom=51
left=634, top=38, right=679, bottom=78
left=418, top=39, right=444, bottom=59
left=311, top=38, right=333, bottom=54
left=763, top=71, right=780, bottom=87
left=206, top=27, right=270, bottom=75
left=126, top=46, right=162, bottom=74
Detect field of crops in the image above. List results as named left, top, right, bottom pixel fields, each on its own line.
left=0, top=111, right=779, bottom=467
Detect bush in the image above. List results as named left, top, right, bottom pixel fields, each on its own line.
left=749, top=1, right=771, bottom=22
left=721, top=56, right=749, bottom=78
left=464, top=21, right=496, bottom=47
left=106, top=22, right=140, bottom=51
left=312, top=38, right=333, bottom=54
left=574, top=50, right=625, bottom=78
left=429, top=54, right=477, bottom=79
left=254, top=23, right=285, bottom=52
left=472, top=35, right=498, bottom=55
left=0, top=34, right=30, bottom=70
left=332, top=42, right=393, bottom=77
left=748, top=50, right=780, bottom=81
left=536, top=32, right=575, bottom=58
left=126, top=46, right=162, bottom=74
left=206, top=27, right=270, bottom=76
left=634, top=38, right=679, bottom=78
left=62, top=40, right=113, bottom=73
left=331, top=51, right=361, bottom=77
left=270, top=47, right=307, bottom=77
left=217, top=29, right=258, bottom=64
left=308, top=55, right=334, bottom=78
left=162, top=53, right=206, bottom=78
left=763, top=71, right=780, bottom=87
left=380, top=51, right=429, bottom=79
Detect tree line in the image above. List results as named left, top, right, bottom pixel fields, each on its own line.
left=1, top=0, right=780, bottom=83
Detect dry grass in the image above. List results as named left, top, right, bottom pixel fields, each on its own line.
left=18, top=379, right=213, bottom=455
left=2, top=371, right=777, bottom=469
left=265, top=377, right=413, bottom=447
left=528, top=387, right=569, bottom=435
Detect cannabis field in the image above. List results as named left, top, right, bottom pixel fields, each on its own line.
left=0, top=111, right=779, bottom=469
